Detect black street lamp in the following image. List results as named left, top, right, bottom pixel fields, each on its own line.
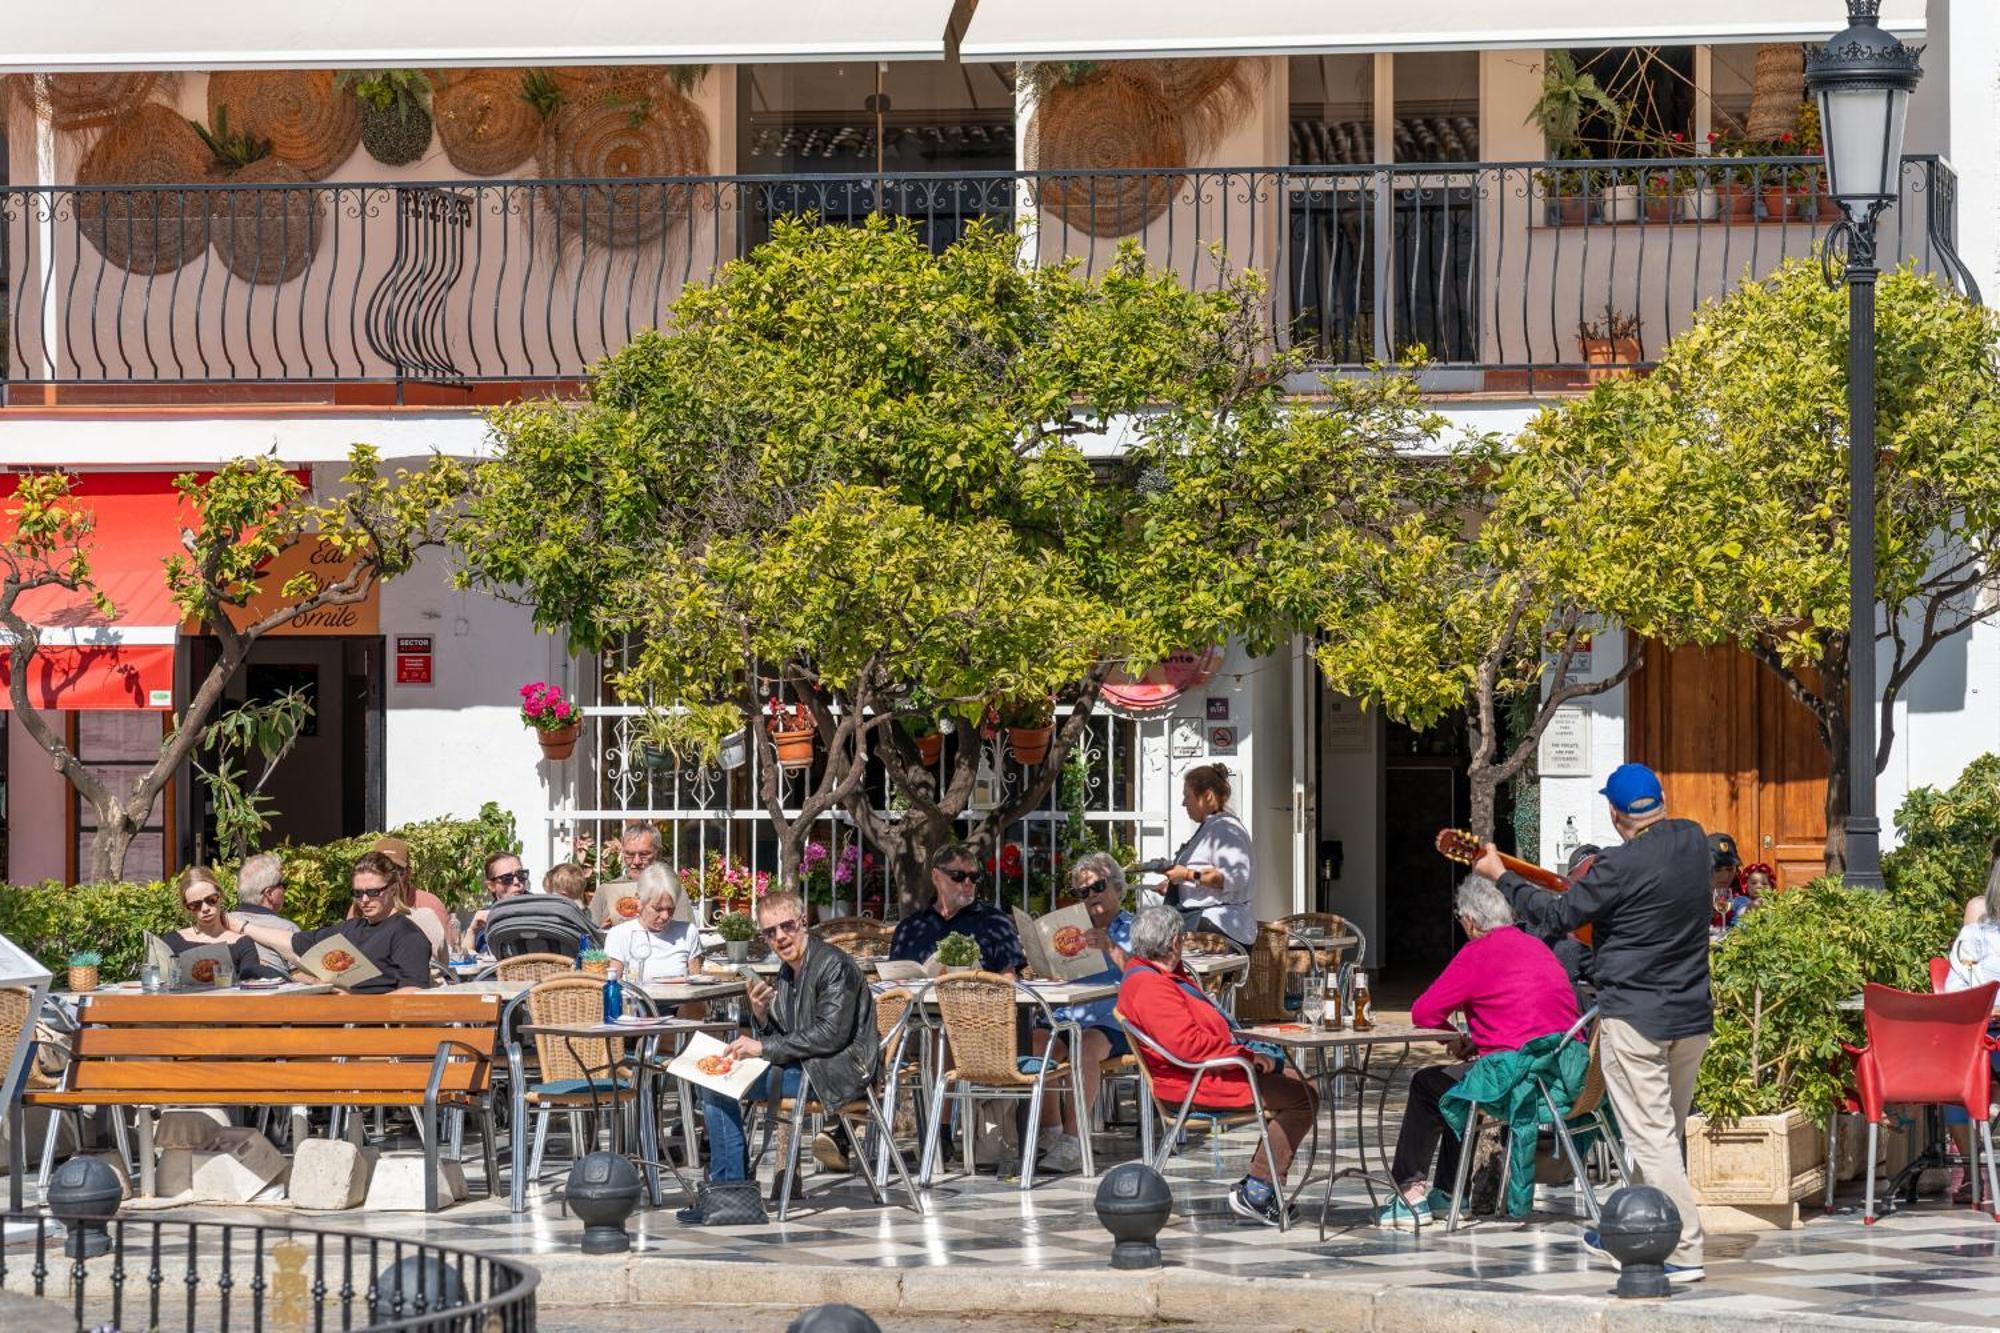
left=1805, top=0, right=1923, bottom=892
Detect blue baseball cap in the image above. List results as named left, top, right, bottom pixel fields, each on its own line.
left=1600, top=763, right=1665, bottom=815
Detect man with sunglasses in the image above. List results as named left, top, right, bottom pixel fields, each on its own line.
left=459, top=852, right=533, bottom=954
left=887, top=843, right=1025, bottom=976
left=679, top=890, right=878, bottom=1225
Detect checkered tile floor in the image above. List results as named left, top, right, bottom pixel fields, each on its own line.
left=58, top=1071, right=2000, bottom=1328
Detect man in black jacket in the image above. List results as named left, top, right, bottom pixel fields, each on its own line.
left=1475, top=763, right=1712, bottom=1283
left=682, top=891, right=880, bottom=1223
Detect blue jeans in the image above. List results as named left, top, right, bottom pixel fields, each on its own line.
left=701, top=1065, right=802, bottom=1181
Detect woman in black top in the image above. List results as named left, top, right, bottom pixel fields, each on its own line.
left=168, top=867, right=279, bottom=982
left=229, top=851, right=434, bottom=993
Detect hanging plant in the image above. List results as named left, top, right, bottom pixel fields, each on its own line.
left=520, top=69, right=565, bottom=121
left=190, top=105, right=272, bottom=172
left=338, top=70, right=434, bottom=166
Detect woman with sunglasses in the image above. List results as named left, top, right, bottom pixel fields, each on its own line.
left=1028, top=853, right=1135, bottom=1172
left=165, top=867, right=279, bottom=982
left=230, top=851, right=434, bottom=993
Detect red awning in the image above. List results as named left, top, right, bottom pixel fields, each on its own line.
left=0, top=472, right=189, bottom=711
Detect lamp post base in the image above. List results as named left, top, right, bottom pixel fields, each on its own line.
left=1843, top=816, right=1884, bottom=892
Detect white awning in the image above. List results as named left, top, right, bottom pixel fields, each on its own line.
left=6, top=2, right=960, bottom=73
left=961, top=1, right=1927, bottom=62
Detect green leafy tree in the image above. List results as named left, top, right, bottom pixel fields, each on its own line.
left=1573, top=260, right=2000, bottom=871
left=459, top=216, right=1323, bottom=899
left=0, top=448, right=465, bottom=880
left=191, top=686, right=315, bottom=863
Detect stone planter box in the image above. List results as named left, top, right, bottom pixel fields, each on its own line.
left=1687, top=1108, right=1826, bottom=1206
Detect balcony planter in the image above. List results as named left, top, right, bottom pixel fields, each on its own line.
left=717, top=728, right=749, bottom=771
left=1007, top=725, right=1055, bottom=766
left=1579, top=336, right=1642, bottom=382
left=538, top=722, right=581, bottom=763
left=771, top=727, right=815, bottom=770
left=1681, top=185, right=1722, bottom=222
left=1601, top=183, right=1641, bottom=223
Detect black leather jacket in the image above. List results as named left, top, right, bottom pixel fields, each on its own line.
left=754, top=938, right=880, bottom=1107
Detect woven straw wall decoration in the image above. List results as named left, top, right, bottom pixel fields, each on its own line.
left=207, top=70, right=360, bottom=180
left=208, top=158, right=324, bottom=284
left=1745, top=44, right=1806, bottom=142
left=72, top=102, right=210, bottom=274
left=533, top=87, right=710, bottom=249
left=9, top=72, right=180, bottom=134
left=434, top=68, right=542, bottom=176
left=1032, top=70, right=1187, bottom=238
left=1130, top=58, right=1260, bottom=158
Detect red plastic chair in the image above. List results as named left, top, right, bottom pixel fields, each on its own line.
left=1930, top=957, right=1953, bottom=994
left=1844, top=981, right=2000, bottom=1222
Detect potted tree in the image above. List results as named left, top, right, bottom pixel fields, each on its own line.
left=716, top=911, right=757, bottom=964
left=936, top=931, right=981, bottom=974
left=519, top=680, right=581, bottom=761
left=1576, top=304, right=1643, bottom=381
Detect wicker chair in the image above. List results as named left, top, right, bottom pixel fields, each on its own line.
left=495, top=953, right=576, bottom=985
left=811, top=917, right=894, bottom=960
left=917, top=972, right=1091, bottom=1191
left=519, top=975, right=634, bottom=1185
left=768, top=988, right=926, bottom=1219
left=1237, top=915, right=1362, bottom=1024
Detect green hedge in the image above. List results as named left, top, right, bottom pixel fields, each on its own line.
left=1695, top=757, right=1985, bottom=1123
left=0, top=803, right=519, bottom=982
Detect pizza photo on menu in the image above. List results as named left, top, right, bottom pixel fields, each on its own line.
left=299, top=936, right=384, bottom=990
left=1011, top=903, right=1111, bottom=981
left=1051, top=925, right=1089, bottom=958
left=668, top=1031, right=768, bottom=1100
left=695, top=1053, right=735, bottom=1077
left=616, top=895, right=641, bottom=920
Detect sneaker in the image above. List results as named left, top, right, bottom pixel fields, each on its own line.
left=673, top=1203, right=706, bottom=1225
left=811, top=1131, right=850, bottom=1174
left=1580, top=1228, right=1616, bottom=1263
left=1376, top=1195, right=1434, bottom=1230
left=1424, top=1189, right=1455, bottom=1216
left=1040, top=1132, right=1085, bottom=1174
left=1664, top=1263, right=1707, bottom=1284
left=1226, top=1180, right=1296, bottom=1228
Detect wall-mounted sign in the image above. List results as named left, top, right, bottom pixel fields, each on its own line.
left=1206, top=696, right=1230, bottom=721
left=1539, top=706, right=1591, bottom=776
left=1208, top=724, right=1237, bottom=755
left=187, top=537, right=381, bottom=637
left=394, top=635, right=433, bottom=687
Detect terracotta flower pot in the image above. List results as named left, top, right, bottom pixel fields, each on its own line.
left=1007, top=724, right=1054, bottom=766
left=1643, top=193, right=1676, bottom=224
left=538, top=722, right=581, bottom=762
left=1716, top=181, right=1756, bottom=221
left=1580, top=336, right=1644, bottom=383
left=914, top=732, right=943, bottom=766
left=771, top=725, right=815, bottom=770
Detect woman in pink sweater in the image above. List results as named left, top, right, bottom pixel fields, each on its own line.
left=1380, top=874, right=1580, bottom=1228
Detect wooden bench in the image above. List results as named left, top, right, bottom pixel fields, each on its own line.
left=15, top=991, right=501, bottom=1212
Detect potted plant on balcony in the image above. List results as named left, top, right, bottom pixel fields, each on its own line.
left=716, top=911, right=757, bottom=964
left=520, top=680, right=581, bottom=761
left=1576, top=304, right=1643, bottom=382
left=1642, top=168, right=1680, bottom=224
left=997, top=694, right=1057, bottom=766
left=1534, top=165, right=1597, bottom=227
left=900, top=711, right=945, bottom=767
left=765, top=696, right=815, bottom=770
left=338, top=70, right=434, bottom=167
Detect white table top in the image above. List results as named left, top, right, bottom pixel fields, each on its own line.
left=1183, top=953, right=1249, bottom=977
left=1240, top=1020, right=1460, bottom=1049
left=453, top=976, right=747, bottom=1003
left=870, top=977, right=1119, bottom=1006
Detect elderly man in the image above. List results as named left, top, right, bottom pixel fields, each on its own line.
left=1118, top=904, right=1318, bottom=1227
left=1475, top=762, right=1713, bottom=1283
left=232, top=852, right=300, bottom=972
left=679, top=891, right=879, bottom=1226
left=603, top=865, right=702, bottom=982
left=1379, top=875, right=1580, bottom=1228
left=459, top=851, right=532, bottom=954
left=889, top=843, right=1024, bottom=975
left=1029, top=852, right=1134, bottom=1173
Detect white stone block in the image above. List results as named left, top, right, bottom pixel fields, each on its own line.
left=362, top=1152, right=459, bottom=1211
left=153, top=1110, right=228, bottom=1151
left=189, top=1128, right=286, bottom=1202
left=288, top=1139, right=378, bottom=1211
left=441, top=1158, right=468, bottom=1203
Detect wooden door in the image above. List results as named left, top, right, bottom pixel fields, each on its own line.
left=1626, top=639, right=1829, bottom=888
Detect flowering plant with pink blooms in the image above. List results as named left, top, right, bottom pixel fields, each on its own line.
left=518, top=681, right=577, bottom=734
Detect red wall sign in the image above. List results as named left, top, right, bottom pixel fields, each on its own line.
left=395, top=635, right=433, bottom=686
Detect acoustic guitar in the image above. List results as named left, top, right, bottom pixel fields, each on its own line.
left=1434, top=828, right=1594, bottom=944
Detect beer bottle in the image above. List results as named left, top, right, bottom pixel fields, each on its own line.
left=1351, top=969, right=1374, bottom=1030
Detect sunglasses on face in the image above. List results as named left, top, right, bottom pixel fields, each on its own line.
left=184, top=894, right=220, bottom=912
left=351, top=886, right=394, bottom=901
left=941, top=867, right=978, bottom=885
left=760, top=918, right=804, bottom=941
left=488, top=870, right=529, bottom=887
left=1078, top=878, right=1111, bottom=894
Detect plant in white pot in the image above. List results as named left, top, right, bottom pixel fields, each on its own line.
left=936, top=931, right=981, bottom=974
left=716, top=911, right=757, bottom=964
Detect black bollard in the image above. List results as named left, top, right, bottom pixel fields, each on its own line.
left=566, top=1151, right=643, bottom=1254
left=1597, top=1185, right=1682, bottom=1299
left=372, top=1253, right=468, bottom=1331
left=1093, top=1162, right=1173, bottom=1270
left=788, top=1303, right=884, bottom=1333
left=45, top=1157, right=121, bottom=1259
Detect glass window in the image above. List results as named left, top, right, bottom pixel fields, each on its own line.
left=1393, top=52, right=1479, bottom=162
left=1569, top=47, right=1697, bottom=155
left=1289, top=55, right=1374, bottom=165
left=73, top=711, right=166, bottom=883
left=739, top=61, right=1015, bottom=176
left=1709, top=44, right=1759, bottom=139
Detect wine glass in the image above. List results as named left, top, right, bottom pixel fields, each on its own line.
left=1301, top=985, right=1326, bottom=1031
left=626, top=929, right=652, bottom=985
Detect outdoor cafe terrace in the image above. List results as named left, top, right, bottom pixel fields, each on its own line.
left=0, top=156, right=1972, bottom=404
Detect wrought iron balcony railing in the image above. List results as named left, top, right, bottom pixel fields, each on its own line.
left=0, top=156, right=1971, bottom=398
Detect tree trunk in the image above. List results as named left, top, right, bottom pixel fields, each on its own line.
left=1822, top=725, right=1850, bottom=878
left=1467, top=766, right=1499, bottom=845
left=86, top=810, right=138, bottom=883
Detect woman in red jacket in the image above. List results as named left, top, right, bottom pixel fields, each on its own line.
left=1117, top=905, right=1319, bottom=1226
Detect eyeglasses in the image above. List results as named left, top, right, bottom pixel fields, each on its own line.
left=184, top=894, right=220, bottom=912
left=488, top=870, right=530, bottom=887
left=351, top=886, right=394, bottom=901
left=941, top=868, right=978, bottom=885
left=1077, top=878, right=1108, bottom=894
left=760, top=918, right=804, bottom=941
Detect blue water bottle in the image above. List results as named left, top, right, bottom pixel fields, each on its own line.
left=602, top=973, right=624, bottom=1024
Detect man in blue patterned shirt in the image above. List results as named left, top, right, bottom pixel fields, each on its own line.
left=889, top=843, right=1025, bottom=975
